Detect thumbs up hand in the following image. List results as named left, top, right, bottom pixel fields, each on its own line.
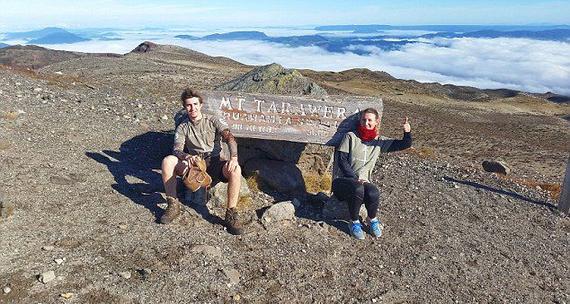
left=403, top=116, right=411, bottom=133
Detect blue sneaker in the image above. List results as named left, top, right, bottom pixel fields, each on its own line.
left=349, top=221, right=365, bottom=240
left=368, top=218, right=383, bottom=238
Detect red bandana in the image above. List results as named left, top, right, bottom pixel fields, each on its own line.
left=357, top=125, right=377, bottom=141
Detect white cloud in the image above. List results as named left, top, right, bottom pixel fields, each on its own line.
left=168, top=37, right=570, bottom=95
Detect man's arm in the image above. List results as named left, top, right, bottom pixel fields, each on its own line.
left=212, top=115, right=239, bottom=172
left=220, top=128, right=239, bottom=173
left=212, top=116, right=238, bottom=159
left=220, top=129, right=238, bottom=158
left=173, top=124, right=190, bottom=160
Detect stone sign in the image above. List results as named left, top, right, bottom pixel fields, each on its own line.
left=199, top=91, right=382, bottom=146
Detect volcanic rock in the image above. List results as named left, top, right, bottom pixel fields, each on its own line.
left=216, top=63, right=327, bottom=97
left=39, top=271, right=56, bottom=283
left=207, top=176, right=252, bottom=209
left=261, top=201, right=296, bottom=225
left=482, top=160, right=511, bottom=175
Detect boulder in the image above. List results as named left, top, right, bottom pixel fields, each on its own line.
left=205, top=176, right=251, bottom=209
left=261, top=201, right=296, bottom=225
left=215, top=63, right=328, bottom=98
left=38, top=271, right=56, bottom=284
left=295, top=144, right=334, bottom=173
left=243, top=159, right=305, bottom=195
left=482, top=160, right=511, bottom=175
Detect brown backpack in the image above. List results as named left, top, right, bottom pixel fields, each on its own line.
left=183, top=157, right=212, bottom=192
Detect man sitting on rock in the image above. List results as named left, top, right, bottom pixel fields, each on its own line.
left=160, top=88, right=243, bottom=235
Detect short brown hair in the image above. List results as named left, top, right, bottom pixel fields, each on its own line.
left=180, top=88, right=204, bottom=106
left=361, top=108, right=380, bottom=120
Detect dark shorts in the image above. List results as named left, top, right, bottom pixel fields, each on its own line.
left=206, top=156, right=228, bottom=184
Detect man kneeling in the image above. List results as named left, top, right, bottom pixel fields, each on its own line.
left=160, top=88, right=243, bottom=235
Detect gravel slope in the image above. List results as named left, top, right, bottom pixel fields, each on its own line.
left=0, top=51, right=569, bottom=303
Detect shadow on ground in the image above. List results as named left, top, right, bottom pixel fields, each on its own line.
left=86, top=130, right=225, bottom=224
left=87, top=130, right=225, bottom=225
left=86, top=131, right=172, bottom=222
left=444, top=176, right=556, bottom=212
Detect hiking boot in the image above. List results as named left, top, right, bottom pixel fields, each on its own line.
left=368, top=218, right=383, bottom=238
left=160, top=196, right=181, bottom=224
left=349, top=221, right=365, bottom=240
left=224, top=208, right=244, bottom=235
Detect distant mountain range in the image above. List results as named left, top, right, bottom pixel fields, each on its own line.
left=3, top=27, right=90, bottom=44
left=175, top=31, right=269, bottom=41
left=205, top=31, right=269, bottom=40
left=315, top=24, right=570, bottom=33
left=174, top=27, right=570, bottom=55
left=175, top=31, right=416, bottom=54
left=3, top=27, right=66, bottom=40
left=0, top=42, right=9, bottom=48
left=28, top=32, right=89, bottom=44
left=420, top=29, right=570, bottom=40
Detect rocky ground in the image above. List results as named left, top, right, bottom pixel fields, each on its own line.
left=0, top=43, right=569, bottom=303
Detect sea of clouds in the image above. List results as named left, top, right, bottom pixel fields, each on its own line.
left=7, top=28, right=569, bottom=95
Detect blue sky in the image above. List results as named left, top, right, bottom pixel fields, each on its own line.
left=1, top=0, right=569, bottom=30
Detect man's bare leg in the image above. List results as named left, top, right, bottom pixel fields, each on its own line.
left=161, top=155, right=189, bottom=197
left=223, top=163, right=243, bottom=234
left=161, top=155, right=180, bottom=198
left=160, top=155, right=186, bottom=224
left=224, top=165, right=242, bottom=208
